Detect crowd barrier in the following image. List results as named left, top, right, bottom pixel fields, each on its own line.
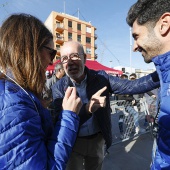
left=110, top=97, right=157, bottom=144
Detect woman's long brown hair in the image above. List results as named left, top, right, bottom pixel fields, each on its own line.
left=0, top=13, right=53, bottom=100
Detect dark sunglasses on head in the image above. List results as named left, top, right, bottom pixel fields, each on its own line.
left=43, top=46, right=57, bottom=62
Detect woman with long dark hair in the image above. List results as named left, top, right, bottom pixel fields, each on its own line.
left=0, top=13, right=82, bottom=170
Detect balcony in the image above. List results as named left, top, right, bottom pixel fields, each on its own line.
left=56, top=36, right=64, bottom=44
left=56, top=24, right=64, bottom=32
left=94, top=33, right=98, bottom=39
left=94, top=44, right=97, bottom=49
left=95, top=53, right=98, bottom=59
left=55, top=15, right=64, bottom=22
left=56, top=46, right=60, bottom=55
left=57, top=50, right=60, bottom=55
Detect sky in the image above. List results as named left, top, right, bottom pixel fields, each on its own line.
left=0, top=0, right=155, bottom=70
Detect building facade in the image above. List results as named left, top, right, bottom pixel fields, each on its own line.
left=114, top=66, right=156, bottom=78
left=44, top=11, right=97, bottom=62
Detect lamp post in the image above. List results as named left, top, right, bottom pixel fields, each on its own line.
left=64, top=1, right=66, bottom=13
left=129, top=27, right=132, bottom=74
left=110, top=61, right=112, bottom=68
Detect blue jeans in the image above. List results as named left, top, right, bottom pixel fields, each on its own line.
left=126, top=106, right=139, bottom=127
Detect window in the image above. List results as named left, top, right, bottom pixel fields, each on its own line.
left=56, top=21, right=60, bottom=26
left=86, top=48, right=91, bottom=54
left=56, top=33, right=60, bottom=38
left=68, top=21, right=72, bottom=28
left=77, top=24, right=81, bottom=30
left=56, top=21, right=62, bottom=28
left=68, top=32, right=72, bottom=40
left=86, top=27, right=91, bottom=33
left=86, top=37, right=91, bottom=43
left=77, top=35, right=81, bottom=42
left=56, top=45, right=60, bottom=50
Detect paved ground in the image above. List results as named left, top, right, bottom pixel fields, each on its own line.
left=102, top=133, right=153, bottom=170
left=101, top=99, right=154, bottom=170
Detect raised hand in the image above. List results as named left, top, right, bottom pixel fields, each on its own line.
left=86, top=86, right=107, bottom=114
left=62, top=87, right=82, bottom=115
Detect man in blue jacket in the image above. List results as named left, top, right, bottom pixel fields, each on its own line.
left=52, top=41, right=160, bottom=170
left=126, top=0, right=170, bottom=169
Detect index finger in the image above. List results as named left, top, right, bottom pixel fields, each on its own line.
left=69, top=87, right=77, bottom=98
left=94, top=86, right=107, bottom=96
left=64, top=86, right=73, bottom=99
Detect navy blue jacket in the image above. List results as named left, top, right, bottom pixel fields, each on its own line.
left=52, top=67, right=160, bottom=149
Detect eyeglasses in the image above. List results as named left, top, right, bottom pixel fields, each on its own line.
left=43, top=46, right=57, bottom=62
left=60, top=53, right=84, bottom=64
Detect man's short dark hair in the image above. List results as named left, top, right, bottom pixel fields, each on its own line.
left=126, top=0, right=170, bottom=27
left=129, top=73, right=137, bottom=78
left=129, top=73, right=137, bottom=80
left=120, top=74, right=128, bottom=79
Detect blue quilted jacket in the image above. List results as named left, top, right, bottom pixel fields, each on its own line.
left=151, top=51, right=170, bottom=170
left=0, top=79, right=80, bottom=170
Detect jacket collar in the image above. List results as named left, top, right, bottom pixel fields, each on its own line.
left=63, top=66, right=97, bottom=88
left=152, top=51, right=170, bottom=73
left=152, top=51, right=170, bottom=66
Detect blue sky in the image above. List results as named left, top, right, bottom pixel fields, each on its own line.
left=0, top=0, right=155, bottom=70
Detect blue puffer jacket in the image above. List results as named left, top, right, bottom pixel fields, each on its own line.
left=0, top=79, right=80, bottom=170
left=151, top=51, right=170, bottom=170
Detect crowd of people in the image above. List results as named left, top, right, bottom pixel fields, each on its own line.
left=0, top=0, right=170, bottom=170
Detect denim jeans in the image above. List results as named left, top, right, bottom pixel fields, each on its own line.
left=126, top=106, right=139, bottom=127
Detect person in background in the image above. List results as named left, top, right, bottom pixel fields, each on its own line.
left=127, top=0, right=170, bottom=169
left=44, top=62, right=65, bottom=109
left=129, top=73, right=137, bottom=80
left=45, top=70, right=51, bottom=79
left=129, top=73, right=156, bottom=127
left=0, top=13, right=82, bottom=170
left=52, top=41, right=160, bottom=170
left=46, top=62, right=65, bottom=90
left=116, top=74, right=144, bottom=138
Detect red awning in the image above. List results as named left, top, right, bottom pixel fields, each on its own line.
left=85, top=60, right=122, bottom=75
left=46, top=60, right=122, bottom=75
left=46, top=60, right=60, bottom=71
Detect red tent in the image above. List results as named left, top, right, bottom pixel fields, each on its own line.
left=46, top=60, right=60, bottom=71
left=46, top=60, right=122, bottom=75
left=85, top=60, right=122, bottom=75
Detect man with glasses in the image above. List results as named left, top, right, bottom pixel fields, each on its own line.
left=52, top=41, right=160, bottom=170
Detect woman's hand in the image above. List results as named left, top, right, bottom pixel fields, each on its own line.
left=62, top=87, right=82, bottom=115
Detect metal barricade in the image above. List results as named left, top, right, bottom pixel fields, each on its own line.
left=140, top=97, right=157, bottom=138
left=110, top=97, right=157, bottom=144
